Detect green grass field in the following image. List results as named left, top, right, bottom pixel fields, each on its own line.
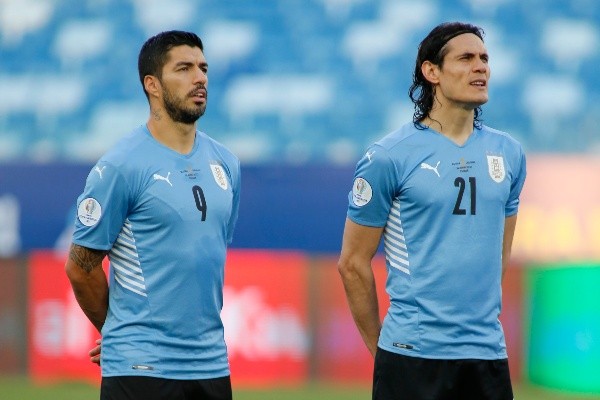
left=1, top=376, right=599, bottom=400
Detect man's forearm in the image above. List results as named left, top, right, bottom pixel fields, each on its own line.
left=340, top=265, right=381, bottom=357
left=502, top=215, right=518, bottom=281
left=65, top=244, right=109, bottom=332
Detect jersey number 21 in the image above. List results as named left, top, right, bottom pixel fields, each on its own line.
left=453, top=177, right=476, bottom=215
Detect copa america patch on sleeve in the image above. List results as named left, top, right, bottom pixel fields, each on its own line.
left=77, top=197, right=102, bottom=226
left=352, top=177, right=372, bottom=206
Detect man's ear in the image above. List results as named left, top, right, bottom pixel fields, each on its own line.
left=421, top=61, right=440, bottom=85
left=144, top=75, right=161, bottom=99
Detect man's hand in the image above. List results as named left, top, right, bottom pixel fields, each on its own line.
left=89, top=338, right=102, bottom=365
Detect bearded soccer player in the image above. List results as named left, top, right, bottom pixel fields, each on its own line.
left=65, top=30, right=240, bottom=400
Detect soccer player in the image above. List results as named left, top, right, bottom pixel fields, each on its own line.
left=65, top=31, right=240, bottom=400
left=338, top=22, right=526, bottom=400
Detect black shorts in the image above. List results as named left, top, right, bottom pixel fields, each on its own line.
left=100, top=375, right=232, bottom=400
left=373, top=348, right=513, bottom=400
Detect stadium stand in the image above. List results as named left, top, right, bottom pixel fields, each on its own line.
left=0, top=0, right=598, bottom=163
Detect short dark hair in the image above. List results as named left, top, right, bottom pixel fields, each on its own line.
left=408, top=22, right=485, bottom=129
left=138, top=30, right=204, bottom=99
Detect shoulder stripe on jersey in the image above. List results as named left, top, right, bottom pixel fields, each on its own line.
left=114, top=234, right=136, bottom=252
left=114, top=275, right=147, bottom=297
left=384, top=240, right=408, bottom=258
left=384, top=199, right=410, bottom=275
left=385, top=228, right=407, bottom=249
left=109, top=219, right=147, bottom=297
left=110, top=248, right=143, bottom=273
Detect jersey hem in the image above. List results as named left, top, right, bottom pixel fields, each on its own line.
left=347, top=214, right=386, bottom=228
left=377, top=343, right=507, bottom=361
left=71, top=239, right=112, bottom=252
left=101, top=370, right=231, bottom=380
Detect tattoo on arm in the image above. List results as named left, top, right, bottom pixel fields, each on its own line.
left=69, top=244, right=108, bottom=273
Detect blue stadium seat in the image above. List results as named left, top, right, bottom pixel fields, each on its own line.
left=0, top=0, right=598, bottom=163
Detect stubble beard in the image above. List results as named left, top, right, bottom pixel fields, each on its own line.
left=162, top=86, right=207, bottom=125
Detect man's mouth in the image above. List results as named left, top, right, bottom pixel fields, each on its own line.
left=190, top=89, right=207, bottom=101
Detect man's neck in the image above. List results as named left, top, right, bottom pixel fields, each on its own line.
left=146, top=114, right=196, bottom=155
left=423, top=107, right=475, bottom=146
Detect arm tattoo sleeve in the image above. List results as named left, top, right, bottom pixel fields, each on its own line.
left=69, top=244, right=108, bottom=273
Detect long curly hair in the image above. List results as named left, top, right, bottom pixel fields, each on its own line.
left=409, top=22, right=485, bottom=129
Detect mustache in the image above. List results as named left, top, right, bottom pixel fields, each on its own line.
left=188, top=85, right=207, bottom=97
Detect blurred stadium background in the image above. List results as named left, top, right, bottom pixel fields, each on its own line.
left=1, top=0, right=600, bottom=398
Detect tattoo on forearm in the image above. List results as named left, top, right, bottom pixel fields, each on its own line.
left=69, top=244, right=107, bottom=273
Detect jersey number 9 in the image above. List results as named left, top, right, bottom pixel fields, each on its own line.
left=192, top=185, right=207, bottom=221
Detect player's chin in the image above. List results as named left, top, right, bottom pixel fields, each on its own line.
left=474, top=90, right=489, bottom=104
left=467, top=96, right=488, bottom=108
left=189, top=103, right=206, bottom=118
left=476, top=98, right=488, bottom=107
left=194, top=101, right=206, bottom=112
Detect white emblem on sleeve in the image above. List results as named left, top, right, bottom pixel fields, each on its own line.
left=352, top=177, right=372, bottom=207
left=487, top=155, right=505, bottom=183
left=210, top=164, right=228, bottom=190
left=77, top=197, right=102, bottom=226
left=94, top=166, right=106, bottom=179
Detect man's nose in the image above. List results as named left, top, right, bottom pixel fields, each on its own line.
left=194, top=68, right=207, bottom=85
left=473, top=57, right=488, bottom=72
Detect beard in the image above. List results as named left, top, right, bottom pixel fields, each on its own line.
left=162, top=85, right=207, bottom=124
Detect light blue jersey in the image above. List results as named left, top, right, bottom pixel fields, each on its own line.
left=73, top=125, right=241, bottom=379
left=348, top=122, right=526, bottom=360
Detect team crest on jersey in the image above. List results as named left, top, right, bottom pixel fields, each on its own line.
left=487, top=155, right=505, bottom=183
left=352, top=177, right=372, bottom=207
left=77, top=197, right=102, bottom=226
left=210, top=163, right=228, bottom=190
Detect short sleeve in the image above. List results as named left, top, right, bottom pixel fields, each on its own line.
left=505, top=146, right=526, bottom=217
left=72, top=161, right=131, bottom=250
left=226, top=158, right=241, bottom=244
left=347, top=146, right=398, bottom=227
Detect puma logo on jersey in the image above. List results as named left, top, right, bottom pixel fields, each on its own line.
left=153, top=172, right=173, bottom=187
left=366, top=151, right=375, bottom=162
left=421, top=161, right=440, bottom=177
left=94, top=166, right=106, bottom=179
